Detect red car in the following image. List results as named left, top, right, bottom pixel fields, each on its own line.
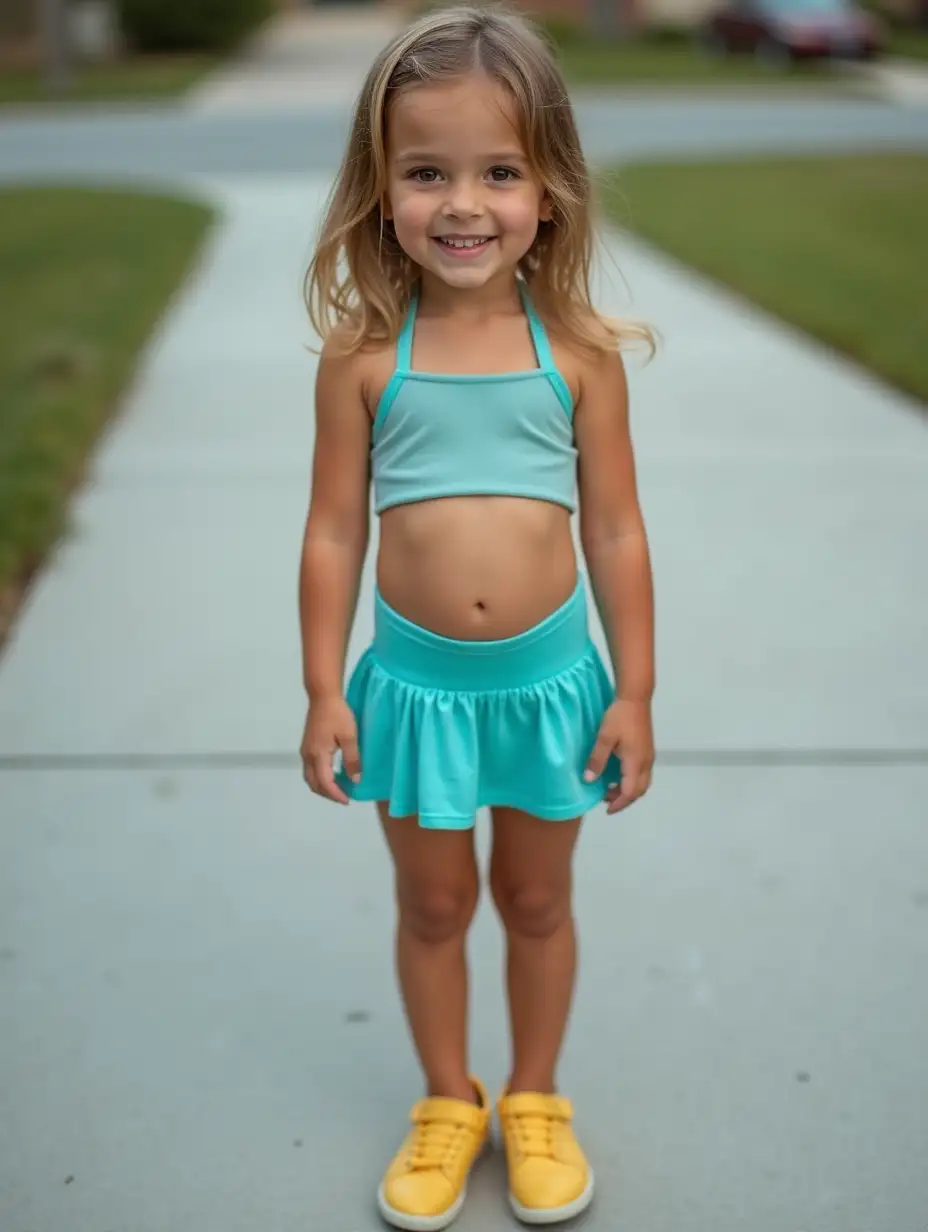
left=701, top=0, right=885, bottom=63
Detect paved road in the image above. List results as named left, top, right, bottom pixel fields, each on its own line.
left=1, top=94, right=928, bottom=185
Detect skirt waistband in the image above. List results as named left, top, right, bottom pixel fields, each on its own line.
left=372, top=578, right=592, bottom=691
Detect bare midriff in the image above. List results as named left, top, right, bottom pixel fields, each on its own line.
left=376, top=495, right=578, bottom=641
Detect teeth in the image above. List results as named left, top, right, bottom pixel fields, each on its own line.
left=439, top=237, right=489, bottom=249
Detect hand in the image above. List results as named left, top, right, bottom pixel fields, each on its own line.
left=300, top=695, right=361, bottom=806
left=584, top=699, right=654, bottom=815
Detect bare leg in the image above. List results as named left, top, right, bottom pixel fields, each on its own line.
left=378, top=804, right=480, bottom=1103
left=489, top=807, right=583, bottom=1094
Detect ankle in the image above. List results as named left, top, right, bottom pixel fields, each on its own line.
left=426, top=1076, right=481, bottom=1104
left=506, top=1074, right=557, bottom=1096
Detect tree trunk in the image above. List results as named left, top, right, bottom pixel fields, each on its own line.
left=40, top=0, right=72, bottom=91
left=588, top=0, right=629, bottom=40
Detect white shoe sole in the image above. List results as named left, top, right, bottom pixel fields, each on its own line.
left=509, top=1169, right=595, bottom=1225
left=376, top=1182, right=467, bottom=1231
left=376, top=1136, right=491, bottom=1232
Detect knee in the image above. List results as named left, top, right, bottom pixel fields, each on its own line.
left=491, top=878, right=572, bottom=940
left=398, top=878, right=479, bottom=945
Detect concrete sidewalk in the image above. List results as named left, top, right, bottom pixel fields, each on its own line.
left=188, top=7, right=404, bottom=113
left=1, top=173, right=927, bottom=1232
left=854, top=55, right=928, bottom=105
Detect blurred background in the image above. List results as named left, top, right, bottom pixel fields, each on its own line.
left=2, top=0, right=927, bottom=99
left=1, top=2, right=926, bottom=1231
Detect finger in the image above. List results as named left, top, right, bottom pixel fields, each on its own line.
left=606, top=759, right=640, bottom=813
left=584, top=734, right=616, bottom=782
left=303, top=758, right=318, bottom=794
left=338, top=731, right=362, bottom=783
left=608, top=788, right=636, bottom=814
left=609, top=767, right=649, bottom=814
left=312, top=753, right=350, bottom=806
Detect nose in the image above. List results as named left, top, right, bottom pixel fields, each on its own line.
left=442, top=177, right=483, bottom=219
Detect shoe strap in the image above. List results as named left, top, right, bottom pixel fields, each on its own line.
left=411, top=1096, right=486, bottom=1128
left=500, top=1092, right=574, bottom=1122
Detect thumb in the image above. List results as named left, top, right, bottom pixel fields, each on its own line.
left=338, top=728, right=362, bottom=783
left=584, top=728, right=614, bottom=782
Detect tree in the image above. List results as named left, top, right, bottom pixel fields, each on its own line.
left=39, top=0, right=72, bottom=91
left=588, top=0, right=632, bottom=40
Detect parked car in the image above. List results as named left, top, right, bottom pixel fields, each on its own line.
left=700, top=0, right=885, bottom=63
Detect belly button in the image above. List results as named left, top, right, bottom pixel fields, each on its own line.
left=475, top=601, right=486, bottom=612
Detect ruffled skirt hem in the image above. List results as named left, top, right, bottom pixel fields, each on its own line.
left=336, top=641, right=621, bottom=829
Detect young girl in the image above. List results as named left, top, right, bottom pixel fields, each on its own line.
left=298, top=6, right=655, bottom=1227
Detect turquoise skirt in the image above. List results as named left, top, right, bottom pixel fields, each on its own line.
left=337, top=579, right=621, bottom=830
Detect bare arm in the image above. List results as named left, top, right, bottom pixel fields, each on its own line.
left=575, top=347, right=655, bottom=811
left=299, top=343, right=371, bottom=701
left=575, top=348, right=654, bottom=703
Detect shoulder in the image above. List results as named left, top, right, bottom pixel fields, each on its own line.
left=577, top=332, right=628, bottom=396
left=316, top=324, right=396, bottom=420
left=541, top=309, right=627, bottom=412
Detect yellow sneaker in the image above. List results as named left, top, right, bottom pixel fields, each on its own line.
left=377, top=1078, right=490, bottom=1231
left=497, top=1090, right=595, bottom=1225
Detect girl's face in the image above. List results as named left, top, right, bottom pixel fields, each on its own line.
left=383, top=72, right=550, bottom=294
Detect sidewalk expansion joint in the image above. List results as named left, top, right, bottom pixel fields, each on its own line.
left=1, top=749, right=927, bottom=771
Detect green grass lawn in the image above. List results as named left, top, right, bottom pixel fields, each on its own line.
left=556, top=35, right=837, bottom=86
left=540, top=21, right=841, bottom=87
left=603, top=154, right=928, bottom=402
left=889, top=27, right=928, bottom=60
left=0, top=187, right=214, bottom=635
left=0, top=54, right=215, bottom=106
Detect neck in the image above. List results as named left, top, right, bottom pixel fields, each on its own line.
left=417, top=269, right=522, bottom=319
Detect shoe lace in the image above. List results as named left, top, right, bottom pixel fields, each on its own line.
left=407, top=1116, right=470, bottom=1173
left=511, top=1111, right=558, bottom=1161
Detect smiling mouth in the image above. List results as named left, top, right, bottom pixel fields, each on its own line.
left=433, top=236, right=495, bottom=254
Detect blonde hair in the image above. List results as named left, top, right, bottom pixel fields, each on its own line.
left=305, top=4, right=653, bottom=356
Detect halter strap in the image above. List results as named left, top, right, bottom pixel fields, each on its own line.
left=518, top=281, right=556, bottom=373
left=395, top=287, right=418, bottom=372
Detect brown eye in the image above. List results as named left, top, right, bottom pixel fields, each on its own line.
left=489, top=167, right=519, bottom=183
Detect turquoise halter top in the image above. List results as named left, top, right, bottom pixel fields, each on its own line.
left=371, top=282, right=578, bottom=515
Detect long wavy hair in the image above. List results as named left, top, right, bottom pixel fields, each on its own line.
left=305, top=4, right=654, bottom=356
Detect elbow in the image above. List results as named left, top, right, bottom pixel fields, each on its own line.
left=580, top=514, right=638, bottom=553
left=303, top=527, right=369, bottom=567
left=305, top=503, right=369, bottom=553
left=580, top=525, right=612, bottom=556
left=301, top=518, right=369, bottom=588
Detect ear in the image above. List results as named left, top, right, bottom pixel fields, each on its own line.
left=538, top=192, right=553, bottom=223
